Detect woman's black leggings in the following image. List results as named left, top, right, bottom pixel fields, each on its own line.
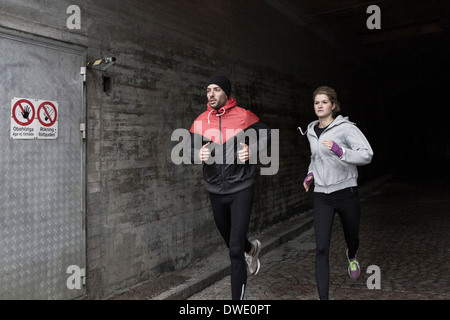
left=209, top=185, right=254, bottom=300
left=313, top=187, right=361, bottom=300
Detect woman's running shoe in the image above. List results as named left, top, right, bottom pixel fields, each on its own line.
left=346, top=249, right=361, bottom=279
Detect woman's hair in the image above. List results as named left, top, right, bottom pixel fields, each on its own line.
left=313, top=86, right=341, bottom=117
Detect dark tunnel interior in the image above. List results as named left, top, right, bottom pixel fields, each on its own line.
left=288, top=0, right=450, bottom=185
left=368, top=25, right=449, bottom=182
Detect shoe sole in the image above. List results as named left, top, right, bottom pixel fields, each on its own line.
left=253, top=259, right=260, bottom=275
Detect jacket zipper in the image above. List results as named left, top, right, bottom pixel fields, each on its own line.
left=317, top=134, right=327, bottom=188
left=311, top=127, right=328, bottom=188
left=219, top=114, right=225, bottom=182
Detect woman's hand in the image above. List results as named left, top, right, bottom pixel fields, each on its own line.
left=323, top=140, right=343, bottom=158
left=303, top=172, right=314, bottom=192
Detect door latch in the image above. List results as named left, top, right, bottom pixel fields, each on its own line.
left=80, top=123, right=86, bottom=140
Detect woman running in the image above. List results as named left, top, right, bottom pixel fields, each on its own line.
left=303, top=86, right=373, bottom=300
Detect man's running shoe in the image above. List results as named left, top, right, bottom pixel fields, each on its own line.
left=245, top=239, right=261, bottom=275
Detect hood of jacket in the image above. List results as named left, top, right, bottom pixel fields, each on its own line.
left=206, top=97, right=238, bottom=125
left=190, top=96, right=260, bottom=145
left=307, top=115, right=354, bottom=136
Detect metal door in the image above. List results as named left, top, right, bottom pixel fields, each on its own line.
left=0, top=29, right=86, bottom=299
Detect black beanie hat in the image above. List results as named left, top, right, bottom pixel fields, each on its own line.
left=207, top=74, right=231, bottom=98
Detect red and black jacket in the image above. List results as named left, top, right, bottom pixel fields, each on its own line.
left=189, top=97, right=271, bottom=194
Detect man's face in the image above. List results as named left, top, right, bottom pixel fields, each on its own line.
left=207, top=84, right=228, bottom=109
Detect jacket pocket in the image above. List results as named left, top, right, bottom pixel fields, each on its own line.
left=203, top=164, right=222, bottom=184
left=224, top=163, right=254, bottom=184
left=315, top=156, right=354, bottom=187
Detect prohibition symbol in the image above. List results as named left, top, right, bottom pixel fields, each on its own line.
left=37, top=101, right=58, bottom=127
left=12, top=99, right=35, bottom=126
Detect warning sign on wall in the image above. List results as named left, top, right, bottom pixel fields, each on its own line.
left=10, top=97, right=58, bottom=140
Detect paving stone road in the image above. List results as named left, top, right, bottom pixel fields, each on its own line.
left=189, top=179, right=450, bottom=300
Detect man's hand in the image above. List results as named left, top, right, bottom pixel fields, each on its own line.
left=199, top=142, right=211, bottom=163
left=238, top=143, right=250, bottom=162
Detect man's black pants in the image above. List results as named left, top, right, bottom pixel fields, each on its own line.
left=209, top=185, right=254, bottom=300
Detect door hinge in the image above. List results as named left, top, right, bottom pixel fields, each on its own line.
left=80, top=66, right=86, bottom=82
left=80, top=123, right=86, bottom=139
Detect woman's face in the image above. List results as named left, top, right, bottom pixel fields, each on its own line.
left=314, top=94, right=335, bottom=119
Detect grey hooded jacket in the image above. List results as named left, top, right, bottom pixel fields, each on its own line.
left=306, top=115, right=373, bottom=194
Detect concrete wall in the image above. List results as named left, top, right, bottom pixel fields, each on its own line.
left=1, top=0, right=379, bottom=298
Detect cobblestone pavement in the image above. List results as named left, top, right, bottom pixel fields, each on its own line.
left=189, top=179, right=450, bottom=300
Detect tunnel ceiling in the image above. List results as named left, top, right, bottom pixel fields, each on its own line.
left=268, top=0, right=449, bottom=79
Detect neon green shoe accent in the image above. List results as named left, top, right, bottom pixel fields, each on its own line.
left=346, top=249, right=361, bottom=279
left=349, top=259, right=359, bottom=271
